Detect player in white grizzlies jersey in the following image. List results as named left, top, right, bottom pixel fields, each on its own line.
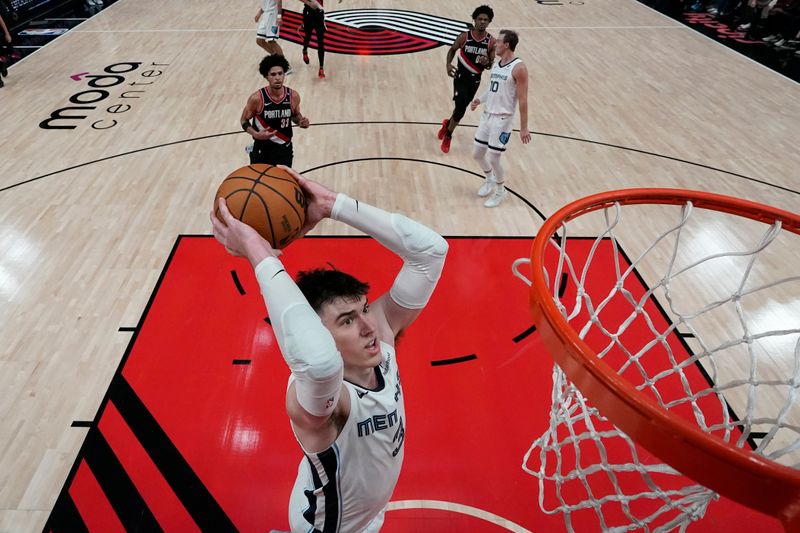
left=255, top=0, right=286, bottom=57
left=210, top=168, right=448, bottom=532
left=470, top=29, right=531, bottom=208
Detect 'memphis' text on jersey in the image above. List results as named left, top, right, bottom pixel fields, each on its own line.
left=356, top=358, right=405, bottom=456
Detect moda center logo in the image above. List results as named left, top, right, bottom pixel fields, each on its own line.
left=40, top=61, right=169, bottom=130
left=280, top=8, right=468, bottom=55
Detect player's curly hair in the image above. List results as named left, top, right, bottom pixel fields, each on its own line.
left=259, top=54, right=291, bottom=77
left=472, top=5, right=494, bottom=21
left=296, top=268, right=370, bottom=313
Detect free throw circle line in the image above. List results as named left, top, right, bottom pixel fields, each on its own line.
left=386, top=499, right=533, bottom=532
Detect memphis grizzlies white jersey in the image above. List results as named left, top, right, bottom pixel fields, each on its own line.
left=288, top=341, right=405, bottom=532
left=262, top=0, right=278, bottom=14
left=486, top=57, right=523, bottom=116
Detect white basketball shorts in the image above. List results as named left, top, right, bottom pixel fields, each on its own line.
left=474, top=112, right=514, bottom=152
left=257, top=10, right=280, bottom=40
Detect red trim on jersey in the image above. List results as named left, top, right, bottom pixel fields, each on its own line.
left=253, top=114, right=291, bottom=143
left=458, top=47, right=481, bottom=74
left=469, top=29, right=489, bottom=42
left=264, top=86, right=288, bottom=105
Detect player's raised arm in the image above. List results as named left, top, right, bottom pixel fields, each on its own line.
left=331, top=196, right=448, bottom=337
left=286, top=169, right=448, bottom=336
left=211, top=199, right=344, bottom=429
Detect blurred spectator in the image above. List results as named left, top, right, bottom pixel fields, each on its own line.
left=736, top=0, right=776, bottom=36
left=761, top=0, right=800, bottom=48
left=0, top=12, right=10, bottom=88
left=707, top=0, right=743, bottom=16
left=644, top=0, right=800, bottom=68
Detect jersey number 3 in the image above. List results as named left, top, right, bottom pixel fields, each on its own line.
left=391, top=416, right=405, bottom=457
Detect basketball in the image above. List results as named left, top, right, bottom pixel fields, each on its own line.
left=214, top=164, right=307, bottom=249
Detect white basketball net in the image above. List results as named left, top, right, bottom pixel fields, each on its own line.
left=514, top=199, right=800, bottom=532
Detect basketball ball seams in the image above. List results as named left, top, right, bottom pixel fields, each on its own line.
left=223, top=165, right=297, bottom=187
left=254, top=182, right=305, bottom=224
left=221, top=187, right=260, bottom=196
left=257, top=183, right=304, bottom=244
left=222, top=175, right=297, bottom=186
left=251, top=164, right=302, bottom=187
left=253, top=164, right=299, bottom=185
left=239, top=173, right=262, bottom=225
left=251, top=172, right=279, bottom=248
left=247, top=187, right=278, bottom=248
left=248, top=164, right=274, bottom=178
left=214, top=165, right=306, bottom=248
left=220, top=176, right=262, bottom=186
left=215, top=188, right=256, bottom=221
left=251, top=170, right=305, bottom=240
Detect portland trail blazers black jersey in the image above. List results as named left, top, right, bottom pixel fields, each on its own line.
left=457, top=30, right=492, bottom=77
left=253, top=86, right=293, bottom=145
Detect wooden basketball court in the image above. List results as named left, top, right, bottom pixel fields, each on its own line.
left=1, top=0, right=798, bottom=531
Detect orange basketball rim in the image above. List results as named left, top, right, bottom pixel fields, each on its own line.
left=528, top=188, right=800, bottom=530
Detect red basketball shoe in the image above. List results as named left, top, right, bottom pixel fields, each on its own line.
left=440, top=135, right=451, bottom=154
left=318, top=68, right=326, bottom=78
left=437, top=119, right=449, bottom=140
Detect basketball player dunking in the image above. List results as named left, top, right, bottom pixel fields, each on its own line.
left=241, top=55, right=310, bottom=167
left=470, top=29, right=531, bottom=208
left=438, top=5, right=495, bottom=154
left=210, top=168, right=448, bottom=531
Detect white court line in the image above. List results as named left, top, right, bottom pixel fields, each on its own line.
left=71, top=25, right=683, bottom=33
left=73, top=28, right=254, bottom=32
left=386, top=500, right=534, bottom=532
left=631, top=0, right=800, bottom=86
left=507, top=25, right=681, bottom=29
left=9, top=0, right=125, bottom=69
left=45, top=18, right=89, bottom=21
